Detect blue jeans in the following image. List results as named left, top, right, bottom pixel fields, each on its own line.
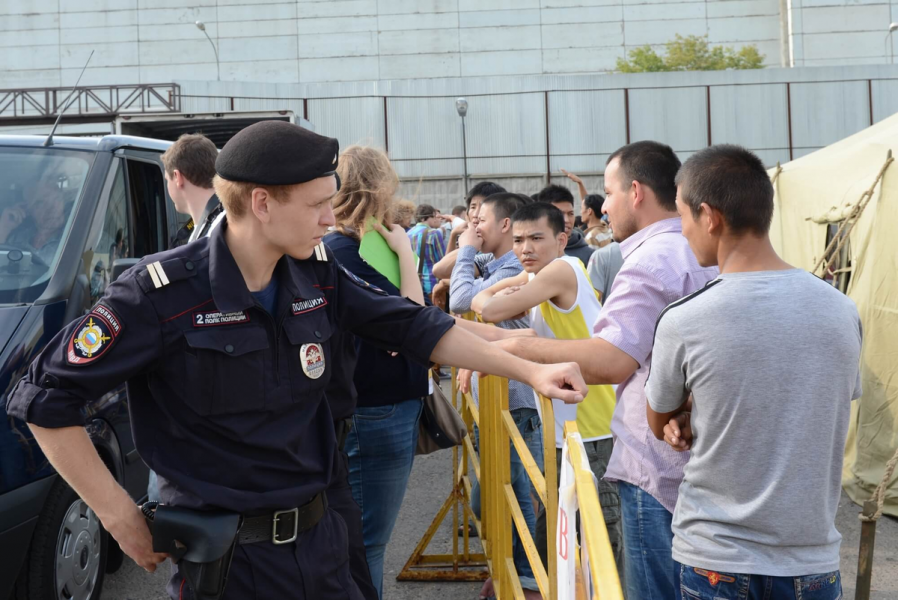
left=679, top=564, right=842, bottom=600
left=618, top=481, right=678, bottom=600
left=346, top=399, right=422, bottom=600
left=471, top=408, right=544, bottom=589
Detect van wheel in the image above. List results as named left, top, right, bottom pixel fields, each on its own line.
left=14, top=479, right=107, bottom=600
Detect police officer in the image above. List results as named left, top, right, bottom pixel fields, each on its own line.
left=6, top=121, right=586, bottom=599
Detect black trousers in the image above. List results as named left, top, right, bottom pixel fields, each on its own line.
left=328, top=450, right=379, bottom=600
left=168, top=508, right=364, bottom=599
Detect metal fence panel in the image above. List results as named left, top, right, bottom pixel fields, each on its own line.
left=386, top=96, right=464, bottom=179
left=710, top=84, right=789, bottom=150
left=870, top=79, right=898, bottom=124
left=463, top=92, right=546, bottom=175
left=628, top=87, right=709, bottom=154
left=547, top=89, right=627, bottom=174
left=307, top=96, right=385, bottom=151
left=789, top=81, right=869, bottom=153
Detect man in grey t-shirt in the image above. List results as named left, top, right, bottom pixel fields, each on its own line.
left=646, top=145, right=862, bottom=600
left=586, top=241, right=623, bottom=302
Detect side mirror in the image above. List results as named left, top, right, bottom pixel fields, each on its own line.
left=111, top=258, right=140, bottom=283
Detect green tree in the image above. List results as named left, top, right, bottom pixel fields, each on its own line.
left=616, top=35, right=766, bottom=73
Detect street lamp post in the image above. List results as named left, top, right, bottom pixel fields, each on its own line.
left=456, top=98, right=469, bottom=196
left=195, top=21, right=220, bottom=81
left=885, top=23, right=898, bottom=65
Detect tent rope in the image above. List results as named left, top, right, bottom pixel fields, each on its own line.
left=771, top=163, right=783, bottom=185
left=812, top=151, right=893, bottom=277
left=859, top=445, right=898, bottom=522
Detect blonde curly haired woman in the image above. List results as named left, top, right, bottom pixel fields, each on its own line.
left=391, top=198, right=417, bottom=230
left=322, top=145, right=426, bottom=599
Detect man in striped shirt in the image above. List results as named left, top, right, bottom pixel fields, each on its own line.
left=496, top=141, right=718, bottom=599
left=407, top=204, right=446, bottom=296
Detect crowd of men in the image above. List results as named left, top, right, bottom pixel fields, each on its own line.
left=5, top=122, right=862, bottom=600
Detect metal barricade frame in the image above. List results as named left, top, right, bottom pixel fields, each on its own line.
left=399, top=331, right=620, bottom=599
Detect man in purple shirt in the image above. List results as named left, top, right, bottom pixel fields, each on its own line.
left=497, top=141, right=718, bottom=598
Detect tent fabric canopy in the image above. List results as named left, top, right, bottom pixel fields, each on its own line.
left=769, top=113, right=898, bottom=515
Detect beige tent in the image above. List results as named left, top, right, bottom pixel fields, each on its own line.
left=769, top=113, right=898, bottom=515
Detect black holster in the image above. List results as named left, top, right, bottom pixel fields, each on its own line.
left=142, top=502, right=241, bottom=600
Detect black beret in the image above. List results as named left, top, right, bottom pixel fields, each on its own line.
left=215, top=121, right=339, bottom=186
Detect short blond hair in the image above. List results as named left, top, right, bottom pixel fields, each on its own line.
left=212, top=175, right=295, bottom=220
left=332, top=145, right=398, bottom=240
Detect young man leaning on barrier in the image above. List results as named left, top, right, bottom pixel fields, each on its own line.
left=466, top=201, right=623, bottom=582
left=448, top=191, right=545, bottom=598
left=647, top=145, right=861, bottom=600
left=492, top=141, right=719, bottom=599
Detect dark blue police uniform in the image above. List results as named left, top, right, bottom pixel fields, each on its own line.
left=6, top=218, right=455, bottom=599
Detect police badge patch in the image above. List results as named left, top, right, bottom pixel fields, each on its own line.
left=66, top=305, right=122, bottom=366
left=300, top=343, right=325, bottom=379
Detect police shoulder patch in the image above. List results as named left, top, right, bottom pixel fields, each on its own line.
left=66, top=304, right=123, bottom=366
left=338, top=263, right=388, bottom=296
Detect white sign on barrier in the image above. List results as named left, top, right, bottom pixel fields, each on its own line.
left=556, top=432, right=598, bottom=599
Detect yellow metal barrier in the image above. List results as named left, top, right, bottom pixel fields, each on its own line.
left=397, top=362, right=487, bottom=582
left=561, top=422, right=624, bottom=600
left=480, top=373, right=558, bottom=599
left=399, top=320, right=621, bottom=598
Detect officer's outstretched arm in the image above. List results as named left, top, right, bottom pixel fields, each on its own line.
left=334, top=262, right=583, bottom=400
left=6, top=267, right=167, bottom=572
left=430, top=325, right=587, bottom=405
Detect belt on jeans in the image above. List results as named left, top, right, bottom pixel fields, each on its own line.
left=238, top=492, right=327, bottom=545
left=334, top=417, right=352, bottom=452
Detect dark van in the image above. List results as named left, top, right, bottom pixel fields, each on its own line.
left=0, top=135, right=180, bottom=600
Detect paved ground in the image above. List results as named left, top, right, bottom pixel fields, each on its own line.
left=100, top=448, right=898, bottom=600
left=101, top=377, right=898, bottom=599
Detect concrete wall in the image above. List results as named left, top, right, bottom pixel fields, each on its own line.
left=0, top=0, right=868, bottom=91
left=790, top=0, right=898, bottom=66
left=4, top=1, right=898, bottom=88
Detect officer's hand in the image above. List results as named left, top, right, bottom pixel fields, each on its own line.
left=663, top=413, right=693, bottom=452
left=372, top=221, right=413, bottom=256
left=530, top=362, right=587, bottom=405
left=458, top=225, right=482, bottom=251
left=104, top=502, right=169, bottom=573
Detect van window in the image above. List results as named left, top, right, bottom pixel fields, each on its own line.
left=88, top=165, right=129, bottom=305
left=126, top=159, right=167, bottom=258
left=0, top=147, right=94, bottom=303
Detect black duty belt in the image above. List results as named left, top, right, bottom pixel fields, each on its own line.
left=238, top=492, right=327, bottom=545
left=334, top=417, right=353, bottom=452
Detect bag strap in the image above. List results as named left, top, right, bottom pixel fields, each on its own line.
left=416, top=227, right=427, bottom=277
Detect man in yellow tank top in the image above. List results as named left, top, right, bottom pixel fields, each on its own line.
left=468, top=201, right=623, bottom=579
